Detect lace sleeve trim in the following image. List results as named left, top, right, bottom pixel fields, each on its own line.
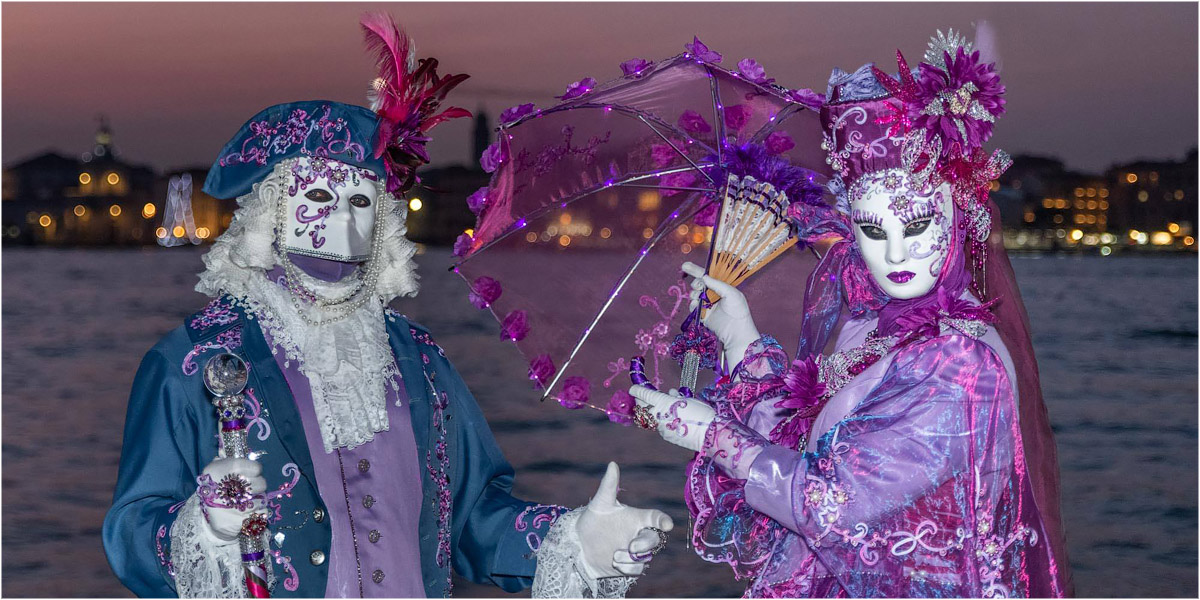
left=532, top=509, right=636, bottom=599
left=170, top=494, right=275, bottom=598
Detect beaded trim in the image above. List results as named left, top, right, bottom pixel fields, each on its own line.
left=817, top=311, right=989, bottom=399
left=817, top=331, right=900, bottom=398
left=334, top=448, right=366, bottom=597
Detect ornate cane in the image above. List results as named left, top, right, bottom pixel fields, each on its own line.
left=203, top=353, right=271, bottom=598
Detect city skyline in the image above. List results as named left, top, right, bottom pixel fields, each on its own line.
left=3, top=2, right=1197, bottom=174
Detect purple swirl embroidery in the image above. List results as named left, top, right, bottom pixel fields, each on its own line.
left=218, top=105, right=366, bottom=168
left=514, top=504, right=568, bottom=552
left=664, top=398, right=690, bottom=437
left=270, top=549, right=301, bottom=591
left=611, top=281, right=689, bottom=390
left=243, top=388, right=271, bottom=442
left=195, top=461, right=299, bottom=515
left=420, top=369, right=453, bottom=583
left=181, top=327, right=244, bottom=375
left=155, top=525, right=175, bottom=577
left=512, top=125, right=613, bottom=178
left=264, top=463, right=301, bottom=503
left=190, top=298, right=238, bottom=330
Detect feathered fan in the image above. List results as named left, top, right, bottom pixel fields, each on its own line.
left=360, top=12, right=471, bottom=194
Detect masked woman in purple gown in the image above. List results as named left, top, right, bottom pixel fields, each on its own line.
left=630, top=30, right=1072, bottom=597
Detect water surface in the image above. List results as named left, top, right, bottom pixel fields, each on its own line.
left=1, top=248, right=1195, bottom=597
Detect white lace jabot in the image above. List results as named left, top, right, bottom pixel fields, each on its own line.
left=212, top=261, right=400, bottom=453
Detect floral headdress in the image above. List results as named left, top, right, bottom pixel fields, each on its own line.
left=820, top=28, right=1011, bottom=291
left=361, top=12, right=471, bottom=194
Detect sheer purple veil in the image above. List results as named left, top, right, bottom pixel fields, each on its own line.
left=979, top=200, right=1074, bottom=595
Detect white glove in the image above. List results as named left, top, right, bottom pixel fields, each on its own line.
left=681, top=261, right=761, bottom=370
left=575, top=463, right=674, bottom=579
left=628, top=385, right=715, bottom=452
left=199, top=457, right=266, bottom=542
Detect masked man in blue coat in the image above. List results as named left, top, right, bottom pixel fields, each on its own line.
left=103, top=15, right=671, bottom=598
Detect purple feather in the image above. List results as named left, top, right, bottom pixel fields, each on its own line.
left=707, top=143, right=826, bottom=207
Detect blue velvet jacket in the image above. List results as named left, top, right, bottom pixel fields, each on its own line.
left=102, top=296, right=561, bottom=597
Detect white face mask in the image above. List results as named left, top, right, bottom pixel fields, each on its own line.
left=283, top=157, right=380, bottom=262
left=849, top=169, right=953, bottom=300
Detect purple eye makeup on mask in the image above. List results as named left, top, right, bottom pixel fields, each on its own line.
left=897, top=201, right=935, bottom=224
left=850, top=209, right=883, bottom=228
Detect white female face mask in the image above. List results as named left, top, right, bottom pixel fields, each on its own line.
left=283, top=157, right=380, bottom=262
left=849, top=169, right=954, bottom=300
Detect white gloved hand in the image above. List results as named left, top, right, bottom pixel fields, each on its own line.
left=681, top=261, right=761, bottom=370
left=628, top=385, right=715, bottom=452
left=199, top=457, right=266, bottom=542
left=575, top=463, right=674, bottom=579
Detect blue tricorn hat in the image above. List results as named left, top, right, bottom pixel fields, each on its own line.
left=202, top=100, right=386, bottom=199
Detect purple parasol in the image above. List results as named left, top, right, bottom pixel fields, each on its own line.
left=454, top=42, right=834, bottom=419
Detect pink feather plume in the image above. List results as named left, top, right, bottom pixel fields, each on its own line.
left=359, top=12, right=471, bottom=193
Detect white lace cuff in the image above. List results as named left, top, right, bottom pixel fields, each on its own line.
left=169, top=494, right=274, bottom=598
left=532, top=509, right=635, bottom=599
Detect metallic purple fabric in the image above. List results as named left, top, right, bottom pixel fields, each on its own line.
left=288, top=253, right=361, bottom=283
left=262, top=328, right=426, bottom=598
left=979, top=200, right=1072, bottom=589
left=819, top=96, right=906, bottom=182
left=688, top=313, right=1067, bottom=597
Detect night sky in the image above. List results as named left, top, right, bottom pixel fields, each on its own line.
left=3, top=2, right=1196, bottom=174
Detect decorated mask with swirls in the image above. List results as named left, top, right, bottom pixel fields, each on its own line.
left=283, top=157, right=379, bottom=262
left=850, top=168, right=953, bottom=299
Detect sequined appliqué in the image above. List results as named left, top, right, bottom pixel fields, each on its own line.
left=155, top=525, right=175, bottom=577
left=418, top=348, right=454, bottom=597
left=515, top=504, right=569, bottom=554
left=190, top=297, right=239, bottom=330
left=218, top=104, right=367, bottom=168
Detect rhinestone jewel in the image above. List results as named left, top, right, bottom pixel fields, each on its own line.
left=818, top=332, right=899, bottom=398
left=806, top=487, right=823, bottom=505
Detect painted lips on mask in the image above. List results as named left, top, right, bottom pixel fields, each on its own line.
left=887, top=271, right=915, bottom=284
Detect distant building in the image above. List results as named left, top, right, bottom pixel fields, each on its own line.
left=1105, top=150, right=1197, bottom=244
left=4, top=112, right=1192, bottom=253
left=3, top=118, right=159, bottom=245
left=406, top=165, right=489, bottom=245
left=402, top=110, right=493, bottom=244
left=994, top=149, right=1197, bottom=252
left=1, top=114, right=492, bottom=248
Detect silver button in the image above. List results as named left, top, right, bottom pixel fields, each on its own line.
left=309, top=550, right=325, bottom=566
left=358, top=459, right=370, bottom=473
left=312, top=508, right=325, bottom=523
left=372, top=569, right=385, bottom=584
left=368, top=529, right=381, bottom=543
left=363, top=495, right=375, bottom=509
